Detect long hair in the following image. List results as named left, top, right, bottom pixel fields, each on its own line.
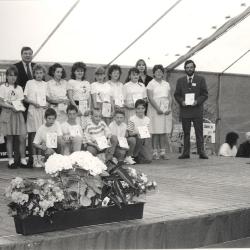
left=71, top=62, right=86, bottom=80
left=135, top=59, right=148, bottom=75
left=225, top=132, right=239, bottom=148
left=6, top=65, right=19, bottom=88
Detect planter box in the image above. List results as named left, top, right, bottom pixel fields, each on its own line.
left=14, top=202, right=144, bottom=235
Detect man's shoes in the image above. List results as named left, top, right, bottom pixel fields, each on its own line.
left=199, top=153, right=209, bottom=159
left=178, top=154, right=190, bottom=159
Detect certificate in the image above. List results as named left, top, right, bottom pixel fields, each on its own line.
left=46, top=133, right=57, bottom=148
left=0, top=135, right=4, bottom=144
left=137, top=126, right=150, bottom=139
left=78, top=100, right=88, bottom=114
left=69, top=126, right=82, bottom=137
left=185, top=93, right=195, bottom=105
left=159, top=99, right=169, bottom=113
left=102, top=102, right=112, bottom=118
left=95, top=136, right=110, bottom=150
left=101, top=93, right=110, bottom=103
left=132, top=93, right=142, bottom=104
left=118, top=137, right=129, bottom=149
left=12, top=100, right=26, bottom=111
left=58, top=103, right=67, bottom=112
left=36, top=95, right=47, bottom=107
left=115, top=95, right=124, bottom=107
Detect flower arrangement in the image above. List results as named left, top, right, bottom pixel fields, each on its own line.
left=6, top=152, right=157, bottom=218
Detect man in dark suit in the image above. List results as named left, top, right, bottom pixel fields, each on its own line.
left=174, top=60, right=208, bottom=159
left=14, top=47, right=35, bottom=168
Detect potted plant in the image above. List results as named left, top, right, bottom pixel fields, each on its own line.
left=5, top=151, right=157, bottom=235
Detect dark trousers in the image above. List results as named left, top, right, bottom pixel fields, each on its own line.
left=182, top=117, right=204, bottom=156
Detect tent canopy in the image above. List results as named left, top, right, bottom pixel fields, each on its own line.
left=0, top=0, right=250, bottom=74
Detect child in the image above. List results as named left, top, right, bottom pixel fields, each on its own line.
left=147, top=64, right=172, bottom=160
left=67, top=62, right=91, bottom=130
left=33, top=108, right=64, bottom=164
left=0, top=65, right=27, bottom=169
left=219, top=132, right=239, bottom=157
left=91, top=66, right=113, bottom=125
left=24, top=64, right=48, bottom=168
left=107, top=64, right=124, bottom=111
left=61, top=105, right=84, bottom=155
left=47, top=63, right=69, bottom=123
left=123, top=67, right=147, bottom=122
left=127, top=99, right=152, bottom=164
left=109, top=110, right=136, bottom=164
left=85, top=108, right=117, bottom=162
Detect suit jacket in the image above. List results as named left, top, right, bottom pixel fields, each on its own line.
left=14, top=61, right=35, bottom=90
left=174, top=74, right=208, bottom=118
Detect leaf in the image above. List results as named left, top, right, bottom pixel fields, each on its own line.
left=84, top=178, right=102, bottom=195
left=107, top=193, right=122, bottom=208
left=114, top=167, right=135, bottom=189
left=113, top=180, right=127, bottom=204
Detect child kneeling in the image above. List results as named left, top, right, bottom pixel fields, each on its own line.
left=127, top=99, right=152, bottom=164
left=85, top=108, right=117, bottom=162
left=33, top=108, right=64, bottom=167
left=109, top=109, right=136, bottom=164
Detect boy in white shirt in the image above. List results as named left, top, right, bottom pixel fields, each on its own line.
left=61, top=105, right=84, bottom=155
left=33, top=108, right=64, bottom=167
left=109, top=110, right=136, bottom=164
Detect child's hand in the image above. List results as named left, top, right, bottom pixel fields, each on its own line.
left=45, top=148, right=55, bottom=155
left=164, top=110, right=171, bottom=115
left=41, top=143, right=47, bottom=151
left=63, top=135, right=70, bottom=142
left=84, top=110, right=90, bottom=116
left=157, top=109, right=164, bottom=115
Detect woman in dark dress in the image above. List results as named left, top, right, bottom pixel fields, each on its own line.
left=135, top=59, right=153, bottom=87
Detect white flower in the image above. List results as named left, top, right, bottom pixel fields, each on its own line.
left=45, top=153, right=73, bottom=175
left=102, top=197, right=110, bottom=207
left=128, top=167, right=137, bottom=178
left=69, top=151, right=107, bottom=176
left=11, top=191, right=29, bottom=205
left=140, top=173, right=148, bottom=183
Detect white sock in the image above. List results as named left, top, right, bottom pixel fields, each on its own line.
left=9, top=158, right=14, bottom=165
left=21, top=158, right=27, bottom=165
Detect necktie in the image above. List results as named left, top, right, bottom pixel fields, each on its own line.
left=26, top=63, right=32, bottom=80
left=188, top=77, right=192, bottom=89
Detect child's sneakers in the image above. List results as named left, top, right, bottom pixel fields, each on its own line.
left=153, top=151, right=160, bottom=160
left=160, top=149, right=169, bottom=160
left=124, top=156, right=136, bottom=165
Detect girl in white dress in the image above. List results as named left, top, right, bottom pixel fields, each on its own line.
left=147, top=65, right=172, bottom=160
left=67, top=62, right=91, bottom=129
left=0, top=66, right=27, bottom=168
left=123, top=67, right=147, bottom=123
left=24, top=64, right=48, bottom=167
left=47, top=63, right=69, bottom=123
left=91, top=66, right=113, bottom=125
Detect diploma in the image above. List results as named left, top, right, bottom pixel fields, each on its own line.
left=46, top=133, right=58, bottom=148
left=36, top=95, right=46, bottom=107
left=69, top=126, right=82, bottom=137
left=118, top=137, right=129, bottom=149
left=78, top=100, right=88, bottom=114
left=12, top=100, right=26, bottom=111
left=95, top=136, right=110, bottom=150
left=159, top=99, right=169, bottom=113
left=115, top=95, right=124, bottom=107
left=137, top=126, right=150, bottom=139
left=185, top=93, right=195, bottom=105
left=102, top=102, right=112, bottom=118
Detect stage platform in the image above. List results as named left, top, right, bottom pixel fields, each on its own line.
left=1, top=154, right=250, bottom=249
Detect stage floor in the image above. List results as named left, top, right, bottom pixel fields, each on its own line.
left=1, top=154, right=250, bottom=248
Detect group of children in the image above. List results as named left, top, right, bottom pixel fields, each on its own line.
left=0, top=60, right=172, bottom=169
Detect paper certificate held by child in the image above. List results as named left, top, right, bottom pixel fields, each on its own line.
left=46, top=132, right=58, bottom=148
left=36, top=94, right=46, bottom=107
left=12, top=100, right=26, bottom=111
left=185, top=93, right=195, bottom=105
left=102, top=102, right=112, bottom=118
left=118, top=137, right=129, bottom=149
left=137, top=126, right=151, bottom=139
left=69, top=126, right=82, bottom=137
left=115, top=95, right=124, bottom=107
left=78, top=100, right=88, bottom=114
left=159, top=98, right=169, bottom=113
left=95, top=136, right=110, bottom=150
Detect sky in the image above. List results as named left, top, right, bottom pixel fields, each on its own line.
left=0, top=0, right=250, bottom=74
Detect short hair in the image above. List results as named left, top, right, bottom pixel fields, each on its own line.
left=6, top=65, right=18, bottom=88
left=184, top=60, right=196, bottom=69
left=114, top=109, right=125, bottom=116
left=152, top=64, right=164, bottom=75
left=125, top=67, right=140, bottom=83
left=66, top=104, right=78, bottom=113
left=21, top=47, right=33, bottom=55
left=32, top=64, right=46, bottom=76
left=225, top=132, right=239, bottom=148
left=135, top=59, right=148, bottom=75
left=48, top=63, right=66, bottom=79
left=45, top=108, right=57, bottom=118
left=71, top=62, right=86, bottom=80
left=135, top=99, right=146, bottom=108
left=107, top=64, right=122, bottom=80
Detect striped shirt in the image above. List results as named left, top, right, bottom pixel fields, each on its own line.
left=127, top=115, right=150, bottom=134
left=84, top=119, right=111, bottom=143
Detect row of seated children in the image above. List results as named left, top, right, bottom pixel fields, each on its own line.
left=32, top=99, right=152, bottom=168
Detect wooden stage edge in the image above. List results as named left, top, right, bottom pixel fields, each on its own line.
left=1, top=154, right=250, bottom=249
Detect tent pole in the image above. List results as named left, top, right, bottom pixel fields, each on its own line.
left=33, top=0, right=80, bottom=59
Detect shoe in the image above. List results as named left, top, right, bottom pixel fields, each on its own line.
left=153, top=153, right=160, bottom=160
left=178, top=154, right=190, bottom=159
left=199, top=153, right=208, bottom=159
left=33, top=159, right=43, bottom=168
left=160, top=153, right=169, bottom=160
left=124, top=156, right=136, bottom=165
left=8, top=163, right=18, bottom=169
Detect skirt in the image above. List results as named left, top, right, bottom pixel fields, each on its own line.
left=0, top=108, right=26, bottom=135
left=26, top=107, right=45, bottom=133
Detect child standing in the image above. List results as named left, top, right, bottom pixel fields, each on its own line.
left=0, top=65, right=27, bottom=169
left=24, top=64, right=48, bottom=168
left=61, top=105, right=84, bottom=155
left=109, top=110, right=136, bottom=164
left=91, top=66, right=113, bottom=125
left=147, top=65, right=172, bottom=160
left=127, top=99, right=152, bottom=164
left=47, top=63, right=69, bottom=123
left=107, top=64, right=124, bottom=111
left=123, top=67, right=147, bottom=122
left=67, top=62, right=91, bottom=129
